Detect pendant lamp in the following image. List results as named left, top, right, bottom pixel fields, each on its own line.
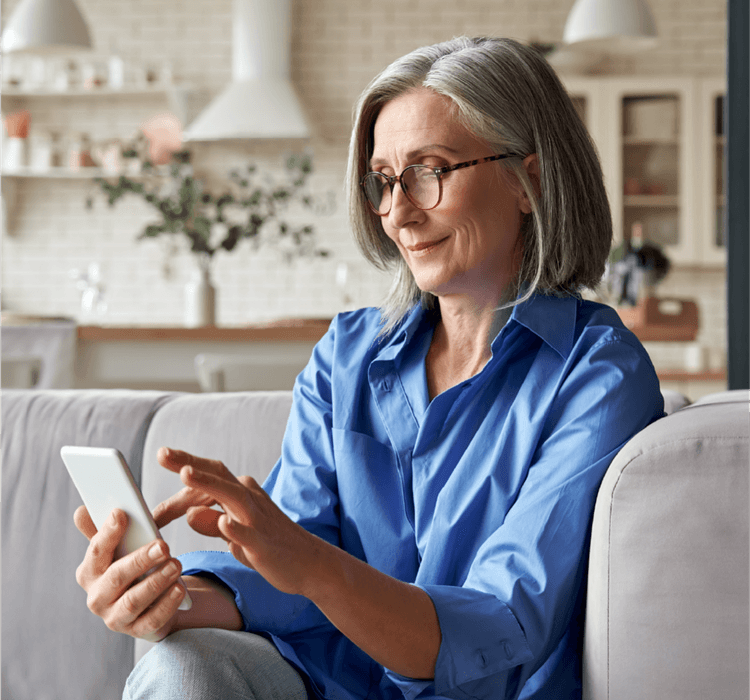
left=1, top=0, right=93, bottom=54
left=563, top=0, right=658, bottom=52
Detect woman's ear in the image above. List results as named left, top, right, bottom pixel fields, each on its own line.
left=518, top=153, right=540, bottom=215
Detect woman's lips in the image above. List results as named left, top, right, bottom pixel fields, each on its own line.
left=406, top=237, right=448, bottom=257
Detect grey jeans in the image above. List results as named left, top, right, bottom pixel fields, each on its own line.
left=123, top=628, right=308, bottom=700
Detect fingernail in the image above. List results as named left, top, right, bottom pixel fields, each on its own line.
left=109, top=511, right=118, bottom=526
left=163, top=447, right=171, bottom=458
left=149, top=542, right=163, bottom=560
left=162, top=561, right=179, bottom=578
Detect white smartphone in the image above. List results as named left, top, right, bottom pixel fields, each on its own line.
left=61, top=445, right=192, bottom=610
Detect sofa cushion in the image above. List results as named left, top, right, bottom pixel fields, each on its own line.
left=584, top=390, right=749, bottom=700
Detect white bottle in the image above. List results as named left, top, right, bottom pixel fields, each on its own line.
left=184, top=261, right=216, bottom=327
left=108, top=56, right=125, bottom=90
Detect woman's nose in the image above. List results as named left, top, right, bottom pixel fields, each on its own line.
left=387, top=182, right=423, bottom=229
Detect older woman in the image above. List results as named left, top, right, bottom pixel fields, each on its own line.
left=74, top=37, right=664, bottom=700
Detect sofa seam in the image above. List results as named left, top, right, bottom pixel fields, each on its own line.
left=130, top=392, right=181, bottom=485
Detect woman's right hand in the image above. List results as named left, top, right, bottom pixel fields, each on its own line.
left=74, top=506, right=188, bottom=642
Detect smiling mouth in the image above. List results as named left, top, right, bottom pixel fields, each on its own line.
left=406, top=237, right=449, bottom=255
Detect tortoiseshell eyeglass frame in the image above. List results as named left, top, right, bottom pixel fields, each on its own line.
left=360, top=152, right=523, bottom=216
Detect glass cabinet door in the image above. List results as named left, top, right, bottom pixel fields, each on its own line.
left=602, top=79, right=694, bottom=263
left=615, top=83, right=695, bottom=264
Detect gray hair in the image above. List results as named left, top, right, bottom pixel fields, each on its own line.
left=346, top=36, right=612, bottom=333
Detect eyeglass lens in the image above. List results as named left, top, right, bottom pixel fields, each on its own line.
left=363, top=165, right=440, bottom=215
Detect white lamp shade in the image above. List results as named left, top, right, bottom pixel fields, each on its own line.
left=563, top=0, right=658, bottom=52
left=1, top=0, right=93, bottom=54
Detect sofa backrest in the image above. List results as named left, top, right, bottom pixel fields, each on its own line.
left=139, top=390, right=294, bottom=557
left=583, top=390, right=749, bottom=700
left=135, top=390, right=295, bottom=663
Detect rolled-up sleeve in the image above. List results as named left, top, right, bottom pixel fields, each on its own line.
left=178, top=319, right=342, bottom=637
left=423, top=586, right=533, bottom=690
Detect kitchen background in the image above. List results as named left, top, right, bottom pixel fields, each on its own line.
left=0, top=0, right=728, bottom=396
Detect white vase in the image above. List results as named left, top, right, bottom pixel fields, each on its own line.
left=184, top=259, right=216, bottom=327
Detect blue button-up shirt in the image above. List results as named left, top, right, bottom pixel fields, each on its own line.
left=179, top=293, right=664, bottom=700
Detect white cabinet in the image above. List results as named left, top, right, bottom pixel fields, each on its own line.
left=563, top=76, right=726, bottom=268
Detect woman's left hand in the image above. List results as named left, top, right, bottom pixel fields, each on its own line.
left=154, top=447, right=323, bottom=598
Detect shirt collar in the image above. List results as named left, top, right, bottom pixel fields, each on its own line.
left=506, top=292, right=579, bottom=359
left=376, top=292, right=579, bottom=363
left=372, top=303, right=432, bottom=364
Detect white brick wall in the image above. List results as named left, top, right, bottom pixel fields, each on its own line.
left=1, top=0, right=728, bottom=367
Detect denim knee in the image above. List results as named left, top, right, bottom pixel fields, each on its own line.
left=123, top=629, right=307, bottom=700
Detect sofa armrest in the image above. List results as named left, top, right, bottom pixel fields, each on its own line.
left=1, top=389, right=175, bottom=700
left=584, top=390, right=749, bottom=700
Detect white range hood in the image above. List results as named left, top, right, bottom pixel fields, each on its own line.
left=182, top=0, right=310, bottom=141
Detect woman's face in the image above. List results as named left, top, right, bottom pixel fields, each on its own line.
left=370, top=87, right=528, bottom=307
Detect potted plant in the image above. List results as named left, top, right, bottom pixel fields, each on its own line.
left=86, top=116, right=329, bottom=326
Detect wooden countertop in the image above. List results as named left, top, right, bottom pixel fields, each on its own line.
left=76, top=319, right=333, bottom=342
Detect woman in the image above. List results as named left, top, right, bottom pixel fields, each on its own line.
left=74, top=37, right=664, bottom=700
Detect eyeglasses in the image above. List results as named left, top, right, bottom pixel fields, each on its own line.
left=360, top=153, right=521, bottom=216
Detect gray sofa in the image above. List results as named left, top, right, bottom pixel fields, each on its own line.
left=2, top=388, right=748, bottom=700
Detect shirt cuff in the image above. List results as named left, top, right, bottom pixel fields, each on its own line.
left=178, top=550, right=326, bottom=636
left=419, top=584, right=534, bottom=696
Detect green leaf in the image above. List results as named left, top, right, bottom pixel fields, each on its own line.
left=139, top=223, right=167, bottom=238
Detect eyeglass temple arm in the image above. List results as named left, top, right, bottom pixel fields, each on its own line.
left=438, top=153, right=522, bottom=175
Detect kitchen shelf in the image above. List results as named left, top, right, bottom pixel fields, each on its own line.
left=623, top=136, right=680, bottom=146
left=2, top=166, right=169, bottom=179
left=2, top=84, right=184, bottom=98
left=1, top=83, right=190, bottom=234
left=4, top=166, right=112, bottom=179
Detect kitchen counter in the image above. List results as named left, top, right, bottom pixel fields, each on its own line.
left=74, top=319, right=333, bottom=392
left=76, top=319, right=332, bottom=343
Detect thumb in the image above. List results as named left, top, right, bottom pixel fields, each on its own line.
left=186, top=505, right=229, bottom=540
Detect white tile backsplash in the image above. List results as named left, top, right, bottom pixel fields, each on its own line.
left=2, top=0, right=727, bottom=345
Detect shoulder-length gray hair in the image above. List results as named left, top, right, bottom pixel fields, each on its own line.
left=346, top=36, right=612, bottom=333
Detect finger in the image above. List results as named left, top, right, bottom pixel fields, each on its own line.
left=74, top=505, right=97, bottom=541
left=107, top=557, right=182, bottom=630
left=159, top=447, right=239, bottom=483
left=186, top=505, right=228, bottom=539
left=219, top=516, right=256, bottom=571
left=76, top=509, right=127, bottom=591
left=79, top=509, right=129, bottom=582
left=93, top=538, right=170, bottom=610
left=131, top=581, right=187, bottom=642
left=181, top=466, right=252, bottom=524
left=152, top=485, right=216, bottom=529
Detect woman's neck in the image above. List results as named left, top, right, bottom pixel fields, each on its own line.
left=425, top=294, right=512, bottom=400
